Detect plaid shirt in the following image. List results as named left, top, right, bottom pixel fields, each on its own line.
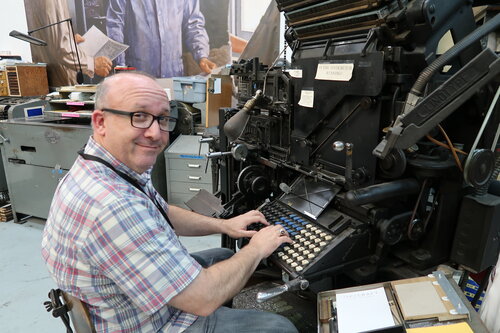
left=42, top=137, right=201, bottom=333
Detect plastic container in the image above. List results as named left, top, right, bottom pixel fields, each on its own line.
left=173, top=76, right=207, bottom=103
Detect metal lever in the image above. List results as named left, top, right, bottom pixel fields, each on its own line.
left=204, top=144, right=248, bottom=173
left=197, top=137, right=216, bottom=173
left=206, top=144, right=248, bottom=161
left=256, top=278, right=309, bottom=303
left=198, top=137, right=215, bottom=155
left=206, top=151, right=232, bottom=159
left=333, top=141, right=354, bottom=189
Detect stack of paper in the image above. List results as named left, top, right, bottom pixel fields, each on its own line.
left=336, top=287, right=395, bottom=333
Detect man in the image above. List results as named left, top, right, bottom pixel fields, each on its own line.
left=106, top=0, right=217, bottom=78
left=42, top=72, right=297, bottom=333
left=25, top=0, right=112, bottom=87
left=480, top=257, right=500, bottom=332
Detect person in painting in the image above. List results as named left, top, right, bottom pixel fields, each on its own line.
left=106, top=0, right=217, bottom=78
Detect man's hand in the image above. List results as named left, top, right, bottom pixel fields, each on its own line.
left=199, top=57, right=217, bottom=74
left=74, top=33, right=85, bottom=44
left=221, top=210, right=269, bottom=239
left=94, top=56, right=112, bottom=77
left=248, top=224, right=293, bottom=259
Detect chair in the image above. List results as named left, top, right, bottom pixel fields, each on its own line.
left=44, top=289, right=96, bottom=333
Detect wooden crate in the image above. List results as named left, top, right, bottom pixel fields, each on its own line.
left=6, top=64, right=49, bottom=97
left=0, top=203, right=13, bottom=222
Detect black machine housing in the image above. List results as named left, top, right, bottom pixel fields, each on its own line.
left=216, top=0, right=500, bottom=291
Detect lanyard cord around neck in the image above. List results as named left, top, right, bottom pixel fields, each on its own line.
left=78, top=150, right=174, bottom=230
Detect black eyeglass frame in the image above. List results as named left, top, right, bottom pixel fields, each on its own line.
left=101, top=108, right=176, bottom=132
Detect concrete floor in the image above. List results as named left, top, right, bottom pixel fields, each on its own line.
left=0, top=218, right=220, bottom=333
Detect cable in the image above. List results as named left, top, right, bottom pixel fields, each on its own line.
left=425, top=134, right=468, bottom=155
left=411, top=13, right=500, bottom=96
left=391, top=86, right=401, bottom=122
left=262, top=44, right=288, bottom=96
left=310, top=102, right=361, bottom=157
left=438, top=125, right=463, bottom=172
left=67, top=19, right=83, bottom=84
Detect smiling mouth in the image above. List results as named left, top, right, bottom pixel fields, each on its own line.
left=136, top=143, right=161, bottom=150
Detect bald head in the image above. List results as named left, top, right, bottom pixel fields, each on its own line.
left=94, top=72, right=164, bottom=110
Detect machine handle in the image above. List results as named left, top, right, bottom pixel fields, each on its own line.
left=206, top=151, right=232, bottom=159
left=187, top=164, right=201, bottom=168
left=256, top=285, right=289, bottom=303
left=189, top=188, right=201, bottom=192
left=188, top=176, right=202, bottom=180
left=8, top=158, right=26, bottom=164
left=256, top=278, right=309, bottom=303
left=198, top=137, right=215, bottom=155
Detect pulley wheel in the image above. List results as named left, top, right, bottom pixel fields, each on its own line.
left=236, top=165, right=270, bottom=197
left=464, top=149, right=495, bottom=187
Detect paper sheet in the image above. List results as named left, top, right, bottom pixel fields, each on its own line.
left=298, top=90, right=314, bottom=108
left=78, top=26, right=128, bottom=61
left=336, top=287, right=395, bottom=333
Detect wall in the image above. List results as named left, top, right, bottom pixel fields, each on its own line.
left=0, top=0, right=32, bottom=61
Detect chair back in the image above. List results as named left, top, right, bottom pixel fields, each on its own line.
left=62, top=291, right=96, bottom=333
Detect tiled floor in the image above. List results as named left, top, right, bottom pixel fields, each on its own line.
left=0, top=218, right=220, bottom=333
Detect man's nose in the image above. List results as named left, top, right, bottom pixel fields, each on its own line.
left=144, top=119, right=163, bottom=138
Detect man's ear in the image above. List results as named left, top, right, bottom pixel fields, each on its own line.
left=92, top=109, right=106, bottom=136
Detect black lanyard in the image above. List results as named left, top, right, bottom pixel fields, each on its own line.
left=78, top=149, right=174, bottom=229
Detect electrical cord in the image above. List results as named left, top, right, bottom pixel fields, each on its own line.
left=262, top=44, right=287, bottom=96
left=425, top=134, right=467, bottom=155
left=438, top=124, right=463, bottom=172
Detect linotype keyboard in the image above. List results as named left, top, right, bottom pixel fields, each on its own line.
left=258, top=201, right=335, bottom=276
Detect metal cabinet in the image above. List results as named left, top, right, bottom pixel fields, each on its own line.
left=165, top=135, right=212, bottom=209
left=0, top=116, right=92, bottom=220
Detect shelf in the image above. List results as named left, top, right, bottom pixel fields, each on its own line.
left=49, top=99, right=95, bottom=105
left=57, top=85, right=97, bottom=93
left=44, top=110, right=92, bottom=119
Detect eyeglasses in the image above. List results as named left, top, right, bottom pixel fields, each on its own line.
left=102, top=108, right=176, bottom=132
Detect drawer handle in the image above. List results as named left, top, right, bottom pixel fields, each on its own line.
left=8, top=158, right=26, bottom=164
left=189, top=188, right=201, bottom=192
left=187, top=164, right=201, bottom=168
left=188, top=176, right=202, bottom=180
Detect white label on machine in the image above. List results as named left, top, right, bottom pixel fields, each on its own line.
left=298, top=90, right=314, bottom=108
left=288, top=69, right=303, bottom=78
left=315, top=62, right=354, bottom=81
left=213, top=78, right=221, bottom=94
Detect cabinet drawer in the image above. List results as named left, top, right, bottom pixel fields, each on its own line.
left=168, top=158, right=207, bottom=170
left=168, top=159, right=212, bottom=175
left=169, top=181, right=213, bottom=194
left=168, top=169, right=212, bottom=184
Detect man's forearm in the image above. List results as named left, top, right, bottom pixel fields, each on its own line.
left=169, top=243, right=263, bottom=316
left=168, top=205, right=223, bottom=236
left=202, top=245, right=262, bottom=306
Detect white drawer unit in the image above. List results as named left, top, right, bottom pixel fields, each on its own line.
left=165, top=135, right=213, bottom=208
